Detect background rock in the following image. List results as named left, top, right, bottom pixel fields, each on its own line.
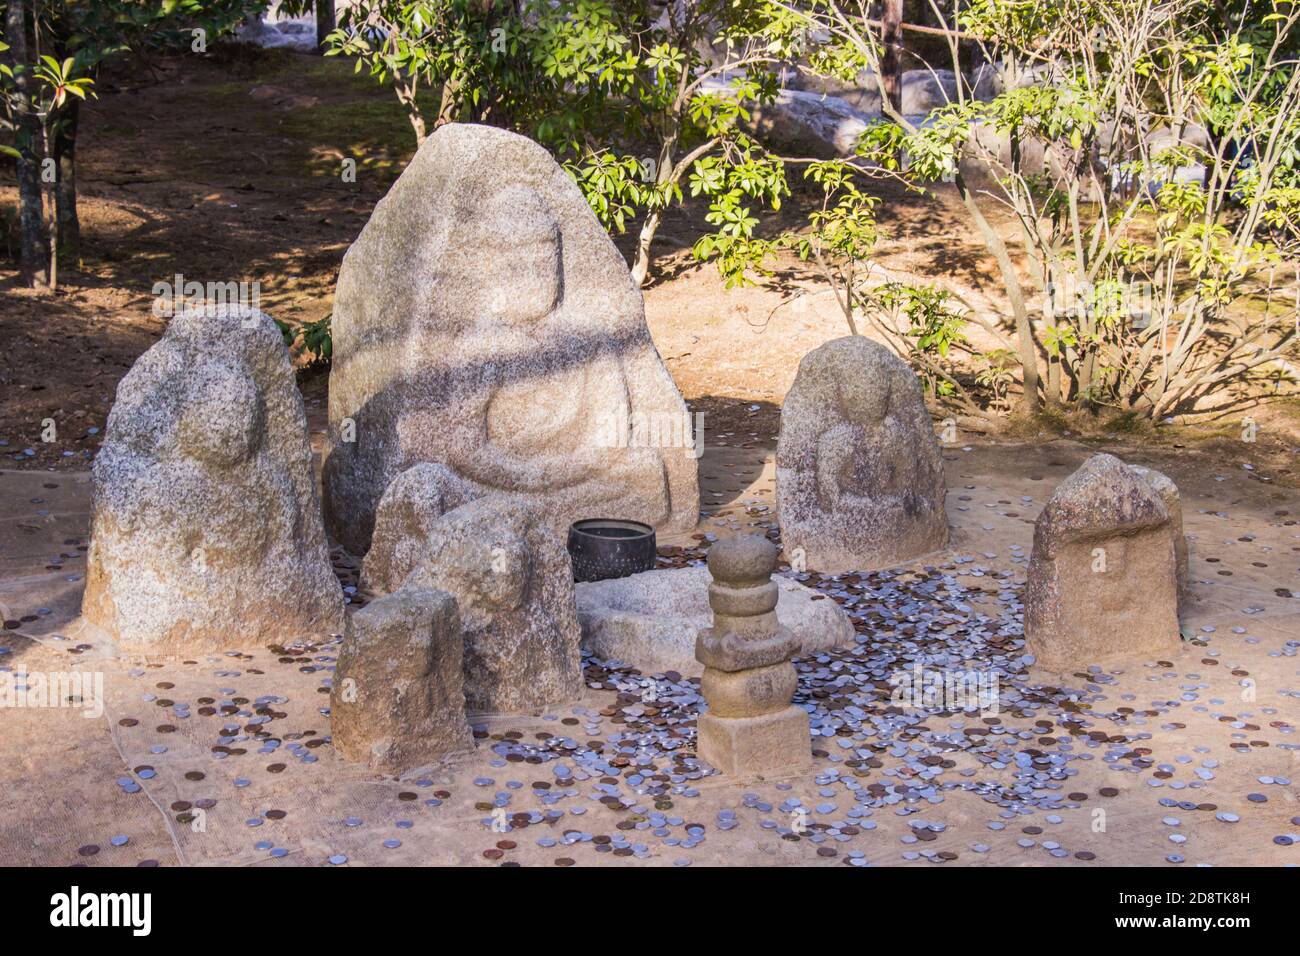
left=576, top=564, right=855, bottom=676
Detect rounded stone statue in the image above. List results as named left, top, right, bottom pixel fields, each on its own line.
left=776, top=335, right=948, bottom=573
left=82, top=305, right=344, bottom=652
left=322, top=123, right=699, bottom=556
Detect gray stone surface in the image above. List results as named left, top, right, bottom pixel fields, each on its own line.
left=360, top=462, right=453, bottom=595
left=330, top=587, right=473, bottom=773
left=82, top=305, right=344, bottom=652
left=575, top=564, right=855, bottom=676
left=1025, top=453, right=1181, bottom=670
left=776, top=335, right=948, bottom=573
left=1128, top=463, right=1191, bottom=617
left=379, top=495, right=582, bottom=712
left=322, top=123, right=698, bottom=556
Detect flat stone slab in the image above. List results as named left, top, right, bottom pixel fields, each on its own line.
left=575, top=565, right=855, bottom=675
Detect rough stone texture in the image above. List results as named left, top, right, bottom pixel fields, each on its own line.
left=330, top=588, right=473, bottom=773
left=696, top=706, right=812, bottom=777
left=1025, top=454, right=1181, bottom=670
left=695, top=535, right=810, bottom=776
left=322, top=123, right=698, bottom=556
left=575, top=564, right=855, bottom=676
left=744, top=85, right=875, bottom=159
left=82, top=305, right=344, bottom=652
left=366, top=492, right=582, bottom=712
left=360, top=462, right=453, bottom=595
left=776, top=336, right=948, bottom=573
left=710, top=70, right=954, bottom=160
left=1128, top=464, right=1191, bottom=616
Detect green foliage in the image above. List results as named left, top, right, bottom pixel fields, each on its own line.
left=276, top=314, right=333, bottom=366
left=795, top=0, right=1300, bottom=418
left=322, top=0, right=802, bottom=283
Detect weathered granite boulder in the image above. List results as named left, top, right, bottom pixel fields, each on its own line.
left=82, top=305, right=344, bottom=652
left=322, top=123, right=698, bottom=556
left=743, top=85, right=875, bottom=159
left=360, top=462, right=454, bottom=595
left=776, top=336, right=948, bottom=573
left=1025, top=454, right=1181, bottom=669
left=1128, top=464, right=1191, bottom=616
left=708, top=70, right=956, bottom=160
left=787, top=68, right=958, bottom=117
left=366, top=490, right=582, bottom=712
left=330, top=587, right=473, bottom=773
left=575, top=564, right=855, bottom=675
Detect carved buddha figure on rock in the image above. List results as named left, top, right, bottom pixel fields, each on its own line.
left=322, top=124, right=698, bottom=556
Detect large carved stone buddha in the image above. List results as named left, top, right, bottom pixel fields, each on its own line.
left=322, top=125, right=699, bottom=556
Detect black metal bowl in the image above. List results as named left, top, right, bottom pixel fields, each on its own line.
left=567, top=518, right=656, bottom=583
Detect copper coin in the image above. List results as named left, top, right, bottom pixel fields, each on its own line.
left=267, top=763, right=286, bottom=773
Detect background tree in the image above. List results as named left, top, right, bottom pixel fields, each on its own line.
left=1, top=0, right=257, bottom=286
left=323, top=0, right=804, bottom=286
left=777, top=0, right=1300, bottom=421
left=1, top=1, right=45, bottom=283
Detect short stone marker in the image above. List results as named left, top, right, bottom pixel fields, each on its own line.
left=1128, top=463, right=1191, bottom=617
left=330, top=588, right=473, bottom=773
left=1025, top=453, right=1181, bottom=669
left=695, top=535, right=810, bottom=776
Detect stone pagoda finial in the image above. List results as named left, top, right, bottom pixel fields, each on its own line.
left=695, top=535, right=810, bottom=776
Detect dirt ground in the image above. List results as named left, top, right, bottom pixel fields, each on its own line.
left=0, top=434, right=1296, bottom=867
left=0, top=46, right=1297, bottom=867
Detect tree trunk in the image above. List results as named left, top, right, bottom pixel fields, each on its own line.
left=42, top=125, right=57, bottom=290
left=630, top=210, right=661, bottom=287
left=315, top=0, right=336, bottom=53
left=54, top=98, right=80, bottom=262
left=955, top=172, right=1040, bottom=414
left=4, top=0, right=48, bottom=286
left=881, top=0, right=904, bottom=117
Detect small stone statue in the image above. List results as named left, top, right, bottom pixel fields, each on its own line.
left=695, top=535, right=810, bottom=776
left=776, top=335, right=948, bottom=573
